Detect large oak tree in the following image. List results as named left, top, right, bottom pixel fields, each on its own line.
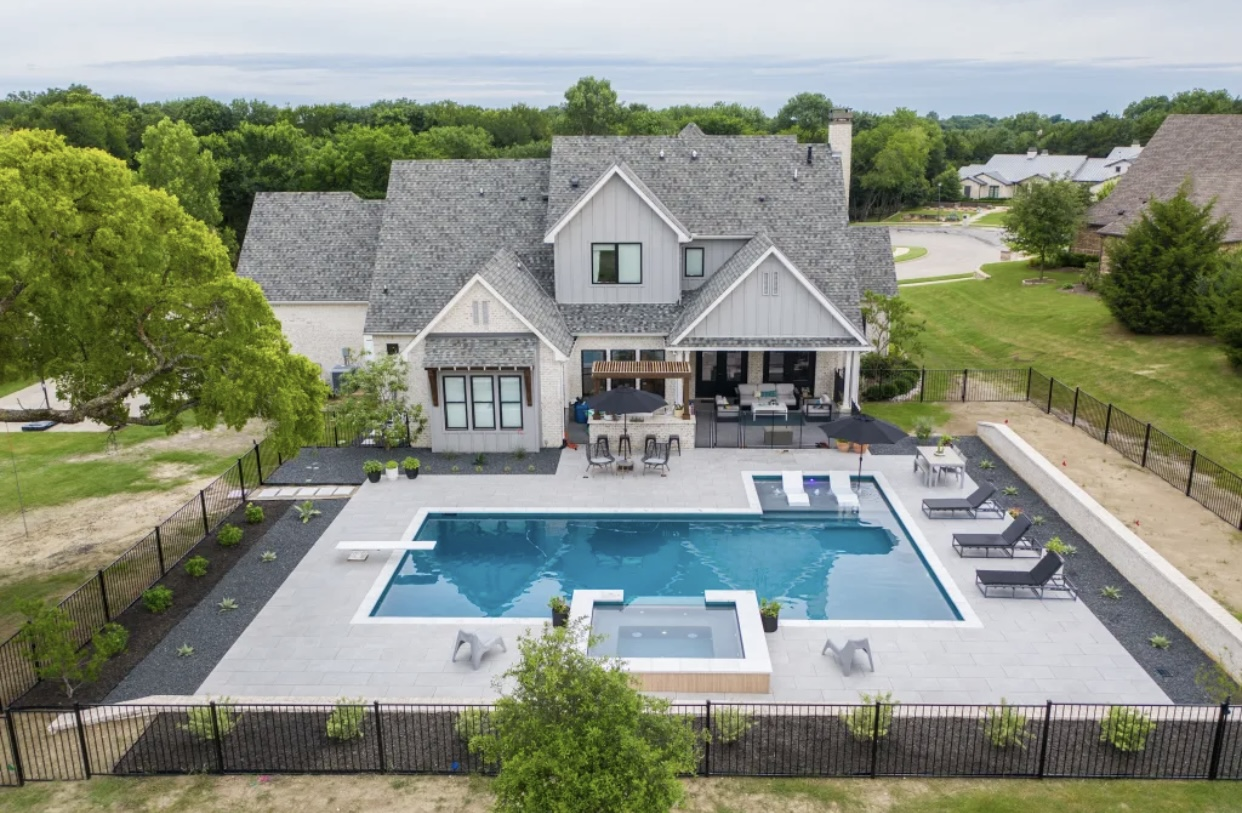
left=0, top=129, right=325, bottom=454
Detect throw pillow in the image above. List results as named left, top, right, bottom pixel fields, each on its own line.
left=753, top=387, right=761, bottom=398
left=761, top=389, right=778, bottom=399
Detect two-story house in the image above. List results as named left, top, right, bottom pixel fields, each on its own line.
left=238, top=112, right=896, bottom=453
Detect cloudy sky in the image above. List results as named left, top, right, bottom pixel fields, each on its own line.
left=4, top=0, right=1241, bottom=116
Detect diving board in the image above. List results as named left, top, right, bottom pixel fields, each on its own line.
left=335, top=540, right=437, bottom=551
left=782, top=471, right=810, bottom=507
left=829, top=471, right=859, bottom=512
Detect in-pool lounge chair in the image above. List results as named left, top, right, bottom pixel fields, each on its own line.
left=975, top=551, right=1076, bottom=599
left=921, top=484, right=1000, bottom=519
left=952, top=515, right=1037, bottom=558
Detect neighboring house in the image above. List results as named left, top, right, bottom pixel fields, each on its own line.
left=1077, top=114, right=1242, bottom=259
left=959, top=143, right=1142, bottom=200
left=238, top=112, right=896, bottom=453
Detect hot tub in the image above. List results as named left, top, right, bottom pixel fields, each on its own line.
left=573, top=590, right=771, bottom=694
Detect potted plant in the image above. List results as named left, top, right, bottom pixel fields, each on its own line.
left=935, top=433, right=954, bottom=457
left=362, top=459, right=383, bottom=483
left=759, top=598, right=782, bottom=633
left=385, top=460, right=399, bottom=481
left=402, top=456, right=421, bottom=479
left=835, top=438, right=851, bottom=452
left=548, top=595, right=570, bottom=628
left=673, top=403, right=685, bottom=418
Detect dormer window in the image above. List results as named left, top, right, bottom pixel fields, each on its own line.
left=592, top=243, right=642, bottom=285
left=684, top=247, right=705, bottom=278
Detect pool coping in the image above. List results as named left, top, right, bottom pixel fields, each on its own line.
left=347, top=469, right=979, bottom=630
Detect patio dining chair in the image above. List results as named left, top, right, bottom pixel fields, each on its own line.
left=642, top=443, right=670, bottom=475
left=586, top=442, right=614, bottom=475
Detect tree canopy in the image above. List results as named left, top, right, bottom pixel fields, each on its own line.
left=0, top=129, right=325, bottom=454
left=136, top=117, right=223, bottom=226
left=1003, top=176, right=1090, bottom=270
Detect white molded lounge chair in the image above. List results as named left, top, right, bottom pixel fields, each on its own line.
left=830, top=471, right=859, bottom=512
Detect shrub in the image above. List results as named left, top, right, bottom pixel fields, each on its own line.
left=1082, top=261, right=1102, bottom=292
left=451, top=465, right=461, bottom=473
left=1195, top=657, right=1242, bottom=704
left=859, top=353, right=920, bottom=402
left=527, top=464, right=536, bottom=473
left=982, top=700, right=1031, bottom=750
left=474, top=465, right=484, bottom=473
left=184, top=556, right=209, bottom=577
left=218, top=597, right=239, bottom=611
left=503, top=465, right=512, bottom=473
left=1001, top=486, right=1019, bottom=497
left=1044, top=537, right=1077, bottom=556
left=217, top=524, right=243, bottom=547
left=177, top=644, right=194, bottom=657
left=513, top=448, right=528, bottom=461
left=1100, top=707, right=1156, bottom=752
left=244, top=502, right=264, bottom=524
left=142, top=586, right=174, bottom=614
left=183, top=698, right=242, bottom=740
left=913, top=417, right=934, bottom=442
left=1031, top=515, right=1046, bottom=526
left=473, top=453, right=487, bottom=467
left=295, top=500, right=321, bottom=523
left=978, top=459, right=996, bottom=470
left=712, top=707, right=754, bottom=745
left=1057, top=250, right=1095, bottom=268
left=260, top=550, right=277, bottom=563
left=362, top=459, right=384, bottom=475
left=1149, top=634, right=1171, bottom=649
left=17, top=602, right=129, bottom=698
left=1100, top=586, right=1122, bottom=600
left=326, top=698, right=367, bottom=741
left=842, top=692, right=898, bottom=741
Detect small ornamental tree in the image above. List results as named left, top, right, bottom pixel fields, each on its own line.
left=1003, top=175, right=1090, bottom=274
left=860, top=290, right=925, bottom=361
left=469, top=620, right=701, bottom=813
left=17, top=601, right=129, bottom=698
left=1102, top=183, right=1229, bottom=335
left=332, top=352, right=428, bottom=449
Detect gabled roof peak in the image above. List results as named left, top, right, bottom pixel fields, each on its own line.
left=679, top=123, right=706, bottom=138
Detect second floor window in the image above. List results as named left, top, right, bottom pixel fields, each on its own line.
left=592, top=243, right=642, bottom=285
left=684, top=247, right=704, bottom=277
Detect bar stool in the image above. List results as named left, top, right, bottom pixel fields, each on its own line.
left=643, top=434, right=658, bottom=457
left=667, top=434, right=681, bottom=456
left=617, top=434, right=632, bottom=459
left=593, top=436, right=611, bottom=458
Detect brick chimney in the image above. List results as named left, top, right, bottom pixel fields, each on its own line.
left=827, top=108, right=853, bottom=207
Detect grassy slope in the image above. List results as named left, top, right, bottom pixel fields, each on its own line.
left=969, top=211, right=1009, bottom=227
left=0, top=376, right=37, bottom=399
left=902, top=261, right=1242, bottom=471
left=893, top=246, right=929, bottom=263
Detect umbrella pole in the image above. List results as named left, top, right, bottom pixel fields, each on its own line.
left=857, top=453, right=863, bottom=491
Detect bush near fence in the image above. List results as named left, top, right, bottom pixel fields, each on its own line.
left=0, top=439, right=283, bottom=709
left=1, top=701, right=1240, bottom=786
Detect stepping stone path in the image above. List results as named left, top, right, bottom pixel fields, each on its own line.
left=247, top=485, right=357, bottom=500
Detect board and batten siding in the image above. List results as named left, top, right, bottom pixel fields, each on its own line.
left=681, top=239, right=749, bottom=292
left=687, top=256, right=851, bottom=339
left=553, top=175, right=681, bottom=304
left=271, top=303, right=367, bottom=381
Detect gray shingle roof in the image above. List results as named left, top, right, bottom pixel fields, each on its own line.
left=673, top=336, right=863, bottom=348
left=476, top=250, right=574, bottom=355
left=1087, top=115, right=1242, bottom=242
left=422, top=334, right=537, bottom=368
left=366, top=159, right=551, bottom=334
left=851, top=227, right=897, bottom=296
left=667, top=235, right=773, bottom=340
left=1105, top=144, right=1143, bottom=164
left=558, top=303, right=682, bottom=335
left=237, top=192, right=382, bottom=301
left=964, top=153, right=1089, bottom=185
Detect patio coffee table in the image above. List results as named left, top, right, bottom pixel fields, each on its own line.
left=752, top=401, right=788, bottom=421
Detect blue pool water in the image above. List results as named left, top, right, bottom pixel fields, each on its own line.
left=369, top=478, right=961, bottom=621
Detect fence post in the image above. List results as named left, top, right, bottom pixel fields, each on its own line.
left=919, top=368, right=926, bottom=403
left=236, top=458, right=247, bottom=501
left=277, top=450, right=284, bottom=467
left=209, top=702, right=225, bottom=774
left=960, top=369, right=968, bottom=402
left=374, top=701, right=386, bottom=773
left=72, top=703, right=92, bottom=779
left=1140, top=424, right=1152, bottom=468
left=1208, top=701, right=1231, bottom=780
left=97, top=570, right=110, bottom=622
left=405, top=415, right=411, bottom=446
left=254, top=441, right=263, bottom=485
left=1186, top=451, right=1198, bottom=496
left=1046, top=378, right=1055, bottom=413
left=3, top=706, right=25, bottom=786
left=1036, top=701, right=1053, bottom=778
left=1025, top=367, right=1033, bottom=401
left=869, top=702, right=883, bottom=778
left=1103, top=403, right=1113, bottom=444
left=154, top=526, right=166, bottom=576
left=1071, top=388, right=1080, bottom=427
left=703, top=700, right=712, bottom=777
left=199, top=490, right=210, bottom=536
left=334, top=424, right=340, bottom=447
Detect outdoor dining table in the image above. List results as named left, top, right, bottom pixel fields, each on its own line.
left=916, top=445, right=967, bottom=487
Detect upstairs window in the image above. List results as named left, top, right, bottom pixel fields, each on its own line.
left=592, top=243, right=642, bottom=285
left=684, top=247, right=705, bottom=278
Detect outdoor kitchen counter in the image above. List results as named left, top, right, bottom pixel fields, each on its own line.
left=587, top=412, right=697, bottom=453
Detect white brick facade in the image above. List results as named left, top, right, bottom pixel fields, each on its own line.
left=272, top=303, right=367, bottom=381
left=566, top=335, right=668, bottom=402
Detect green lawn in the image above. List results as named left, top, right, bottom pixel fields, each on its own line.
left=898, top=273, right=977, bottom=286
left=893, top=246, right=928, bottom=263
left=903, top=260, right=1242, bottom=471
left=969, top=211, right=1009, bottom=227
left=0, top=376, right=36, bottom=399
left=859, top=402, right=952, bottom=432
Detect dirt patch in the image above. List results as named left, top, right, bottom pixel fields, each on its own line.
left=938, top=402, right=1242, bottom=616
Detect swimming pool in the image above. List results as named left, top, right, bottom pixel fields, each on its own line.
left=367, top=477, right=962, bottom=621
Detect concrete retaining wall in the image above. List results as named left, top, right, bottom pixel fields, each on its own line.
left=978, top=422, right=1242, bottom=681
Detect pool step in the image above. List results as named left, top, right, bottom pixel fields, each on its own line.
left=782, top=471, right=810, bottom=507
left=246, top=485, right=357, bottom=500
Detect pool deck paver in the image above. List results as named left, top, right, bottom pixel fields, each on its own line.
left=195, top=446, right=1170, bottom=706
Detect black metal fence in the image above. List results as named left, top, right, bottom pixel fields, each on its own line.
left=2, top=701, right=1238, bottom=786
left=0, top=439, right=283, bottom=709
left=317, top=414, right=419, bottom=449
left=854, top=367, right=1242, bottom=531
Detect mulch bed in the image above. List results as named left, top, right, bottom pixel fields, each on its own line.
left=13, top=501, right=293, bottom=708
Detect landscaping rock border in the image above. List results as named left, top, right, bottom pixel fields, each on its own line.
left=266, top=446, right=562, bottom=485
left=104, top=501, right=346, bottom=702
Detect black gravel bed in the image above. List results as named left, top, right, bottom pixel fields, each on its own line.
left=864, top=436, right=920, bottom=456
left=12, top=502, right=292, bottom=708
left=103, top=500, right=346, bottom=703
left=266, top=446, right=562, bottom=485
left=113, top=709, right=486, bottom=775
left=953, top=435, right=1220, bottom=704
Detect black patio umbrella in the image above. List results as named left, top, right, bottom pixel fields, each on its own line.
left=584, top=386, right=667, bottom=449
left=820, top=409, right=909, bottom=482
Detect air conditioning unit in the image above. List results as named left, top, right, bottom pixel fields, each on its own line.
left=330, top=365, right=356, bottom=395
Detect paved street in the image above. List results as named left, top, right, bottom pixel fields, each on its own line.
left=889, top=226, right=1007, bottom=280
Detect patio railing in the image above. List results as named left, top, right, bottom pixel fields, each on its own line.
left=2, top=700, right=1238, bottom=786
left=0, top=439, right=283, bottom=709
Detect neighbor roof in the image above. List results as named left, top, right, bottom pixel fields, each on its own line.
left=1087, top=115, right=1242, bottom=242
left=237, top=192, right=383, bottom=302
left=960, top=153, right=1088, bottom=185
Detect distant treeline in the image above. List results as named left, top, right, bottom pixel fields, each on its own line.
left=3, top=79, right=1239, bottom=234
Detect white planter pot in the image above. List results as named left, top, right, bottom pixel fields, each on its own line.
left=385, top=468, right=399, bottom=481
